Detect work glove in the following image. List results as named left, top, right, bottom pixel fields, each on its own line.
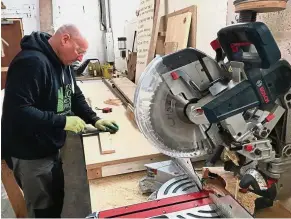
left=95, top=119, right=119, bottom=133
left=64, top=116, right=86, bottom=133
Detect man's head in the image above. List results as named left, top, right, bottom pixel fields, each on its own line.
left=48, top=24, right=88, bottom=65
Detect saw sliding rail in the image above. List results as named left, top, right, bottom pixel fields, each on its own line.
left=87, top=190, right=253, bottom=218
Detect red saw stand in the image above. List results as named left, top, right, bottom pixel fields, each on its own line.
left=86, top=190, right=253, bottom=218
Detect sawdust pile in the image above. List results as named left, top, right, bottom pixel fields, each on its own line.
left=89, top=171, right=148, bottom=212
left=202, top=167, right=259, bottom=215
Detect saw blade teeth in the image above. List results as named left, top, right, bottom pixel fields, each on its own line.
left=134, top=71, right=215, bottom=158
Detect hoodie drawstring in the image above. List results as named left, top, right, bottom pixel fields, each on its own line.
left=60, top=67, right=75, bottom=95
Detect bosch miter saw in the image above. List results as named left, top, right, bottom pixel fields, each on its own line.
left=134, top=21, right=291, bottom=213
left=87, top=17, right=291, bottom=219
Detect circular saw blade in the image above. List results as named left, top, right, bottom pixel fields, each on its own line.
left=149, top=82, right=208, bottom=156
left=134, top=50, right=219, bottom=158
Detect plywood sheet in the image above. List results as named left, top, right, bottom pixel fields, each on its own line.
left=157, top=5, right=197, bottom=56
left=1, top=19, right=23, bottom=67
left=77, top=80, right=164, bottom=170
left=164, top=12, right=192, bottom=54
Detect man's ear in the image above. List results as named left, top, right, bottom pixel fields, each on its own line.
left=61, top=34, right=70, bottom=46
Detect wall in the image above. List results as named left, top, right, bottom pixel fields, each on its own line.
left=117, top=0, right=229, bottom=73
left=52, top=0, right=106, bottom=62
left=39, top=0, right=53, bottom=34
left=1, top=0, right=40, bottom=35
left=257, top=1, right=291, bottom=63
left=110, top=0, right=140, bottom=72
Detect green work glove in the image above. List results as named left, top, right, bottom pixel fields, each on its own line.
left=64, top=116, right=86, bottom=133
left=95, top=119, right=119, bottom=133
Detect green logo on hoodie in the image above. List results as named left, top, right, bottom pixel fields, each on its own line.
left=57, top=84, right=72, bottom=115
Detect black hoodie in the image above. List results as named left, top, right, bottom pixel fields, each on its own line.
left=1, top=32, right=100, bottom=159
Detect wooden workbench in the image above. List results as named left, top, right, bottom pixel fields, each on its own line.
left=77, top=79, right=168, bottom=180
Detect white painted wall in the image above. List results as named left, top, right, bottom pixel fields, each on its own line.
left=52, top=0, right=106, bottom=62
left=161, top=0, right=228, bottom=58
left=116, top=0, right=228, bottom=72
left=110, top=0, right=140, bottom=72
left=1, top=0, right=40, bottom=35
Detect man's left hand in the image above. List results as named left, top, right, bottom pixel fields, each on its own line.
left=95, top=119, right=119, bottom=133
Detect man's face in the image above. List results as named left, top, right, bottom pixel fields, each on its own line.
left=59, top=34, right=88, bottom=65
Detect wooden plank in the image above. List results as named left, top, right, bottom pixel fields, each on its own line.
left=234, top=0, right=287, bottom=13
left=127, top=51, right=137, bottom=82
left=135, top=0, right=155, bottom=84
left=164, top=12, right=192, bottom=54
left=1, top=19, right=23, bottom=67
left=111, top=77, right=136, bottom=106
left=87, top=167, right=102, bottom=180
left=1, top=160, right=28, bottom=218
left=87, top=156, right=168, bottom=180
left=157, top=6, right=197, bottom=55
left=146, top=0, right=161, bottom=64
left=77, top=80, right=167, bottom=178
left=160, top=6, right=197, bottom=46
left=126, top=104, right=138, bottom=129
left=164, top=42, right=178, bottom=54
left=101, top=157, right=167, bottom=178
left=99, top=132, right=115, bottom=155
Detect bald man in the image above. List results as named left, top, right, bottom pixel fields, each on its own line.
left=1, top=24, right=119, bottom=217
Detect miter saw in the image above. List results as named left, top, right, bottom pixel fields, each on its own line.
left=87, top=20, right=291, bottom=219
left=133, top=20, right=291, bottom=213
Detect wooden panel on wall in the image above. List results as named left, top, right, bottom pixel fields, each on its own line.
left=156, top=5, right=197, bottom=56
left=1, top=19, right=23, bottom=67
left=164, top=12, right=192, bottom=54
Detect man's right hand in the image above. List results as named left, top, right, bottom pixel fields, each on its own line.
left=64, top=116, right=86, bottom=133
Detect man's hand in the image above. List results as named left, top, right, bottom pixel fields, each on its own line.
left=95, top=119, right=119, bottom=133
left=64, top=116, right=86, bottom=133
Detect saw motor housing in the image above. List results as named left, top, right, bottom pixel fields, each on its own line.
left=134, top=21, right=291, bottom=209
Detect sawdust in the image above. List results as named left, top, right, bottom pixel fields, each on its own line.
left=89, top=171, right=148, bottom=212
left=88, top=168, right=290, bottom=217
left=203, top=167, right=258, bottom=215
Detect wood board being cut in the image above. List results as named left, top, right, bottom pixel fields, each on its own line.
left=77, top=80, right=167, bottom=180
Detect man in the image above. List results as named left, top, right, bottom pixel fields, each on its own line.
left=1, top=24, right=119, bottom=218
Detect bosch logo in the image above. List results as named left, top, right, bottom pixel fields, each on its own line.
left=256, top=80, right=263, bottom=87
left=256, top=80, right=270, bottom=103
